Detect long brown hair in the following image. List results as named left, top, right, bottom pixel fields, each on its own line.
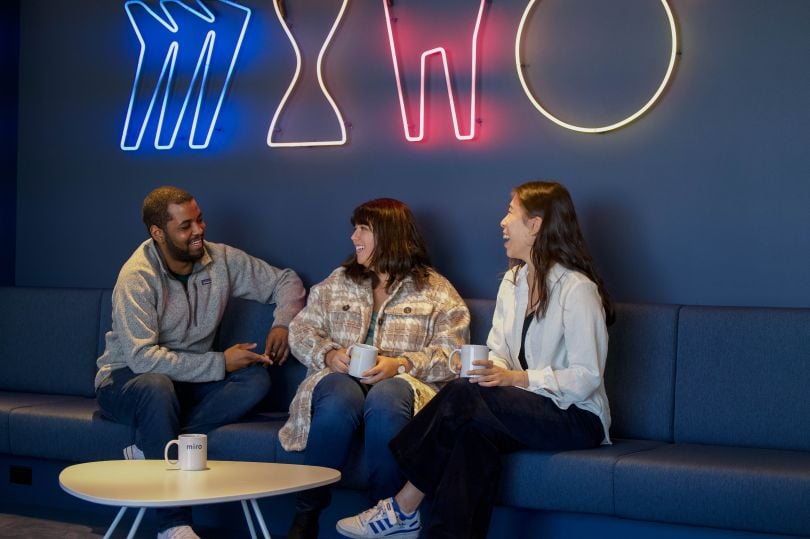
left=511, top=181, right=614, bottom=325
left=342, top=198, right=432, bottom=290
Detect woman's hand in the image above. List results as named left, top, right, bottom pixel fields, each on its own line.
left=468, top=359, right=529, bottom=388
left=325, top=348, right=351, bottom=374
left=359, top=355, right=400, bottom=384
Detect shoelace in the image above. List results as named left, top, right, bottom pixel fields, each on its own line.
left=360, top=500, right=398, bottom=527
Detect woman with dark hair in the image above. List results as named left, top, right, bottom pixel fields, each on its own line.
left=337, top=181, right=614, bottom=539
left=281, top=198, right=470, bottom=539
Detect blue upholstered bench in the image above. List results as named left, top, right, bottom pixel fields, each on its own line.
left=1, top=286, right=809, bottom=538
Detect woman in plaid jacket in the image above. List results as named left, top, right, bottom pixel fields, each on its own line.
left=281, top=198, right=470, bottom=539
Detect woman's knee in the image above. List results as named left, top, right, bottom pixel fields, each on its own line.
left=364, top=378, right=413, bottom=419
left=312, top=372, right=365, bottom=415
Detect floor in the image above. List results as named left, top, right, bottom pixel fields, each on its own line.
left=0, top=505, right=244, bottom=539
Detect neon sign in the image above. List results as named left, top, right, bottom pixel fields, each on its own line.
left=267, top=0, right=349, bottom=147
left=516, top=0, right=678, bottom=134
left=120, top=0, right=251, bottom=151
left=382, top=0, right=486, bottom=142
left=120, top=0, right=679, bottom=150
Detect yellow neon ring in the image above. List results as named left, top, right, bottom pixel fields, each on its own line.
left=515, top=0, right=678, bottom=133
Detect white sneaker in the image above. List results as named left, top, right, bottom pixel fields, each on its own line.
left=336, top=498, right=421, bottom=538
left=157, top=525, right=200, bottom=539
left=123, top=443, right=145, bottom=460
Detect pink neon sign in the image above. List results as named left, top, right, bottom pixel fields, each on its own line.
left=382, top=0, right=486, bottom=142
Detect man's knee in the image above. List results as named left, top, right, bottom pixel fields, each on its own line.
left=229, top=364, right=271, bottom=400
left=130, top=372, right=176, bottom=400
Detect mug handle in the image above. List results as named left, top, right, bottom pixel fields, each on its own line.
left=164, top=439, right=179, bottom=469
left=448, top=349, right=461, bottom=375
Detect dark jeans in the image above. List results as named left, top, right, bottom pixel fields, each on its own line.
left=390, top=378, right=604, bottom=539
left=298, top=373, right=413, bottom=512
left=96, top=364, right=270, bottom=531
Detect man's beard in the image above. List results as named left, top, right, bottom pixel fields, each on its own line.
left=164, top=236, right=204, bottom=263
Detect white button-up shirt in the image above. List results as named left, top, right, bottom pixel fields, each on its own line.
left=487, top=263, right=611, bottom=443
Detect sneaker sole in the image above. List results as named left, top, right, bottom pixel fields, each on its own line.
left=335, top=523, right=420, bottom=539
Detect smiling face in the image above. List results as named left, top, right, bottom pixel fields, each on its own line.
left=351, top=223, right=376, bottom=268
left=151, top=199, right=206, bottom=274
left=500, top=194, right=541, bottom=264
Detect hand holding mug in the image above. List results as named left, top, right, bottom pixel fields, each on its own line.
left=470, top=361, right=530, bottom=388
left=326, top=348, right=351, bottom=373
left=347, top=344, right=378, bottom=378
left=448, top=345, right=489, bottom=378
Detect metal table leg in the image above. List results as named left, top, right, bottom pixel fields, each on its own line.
left=103, top=506, right=145, bottom=539
left=126, top=508, right=146, bottom=539
left=241, top=500, right=259, bottom=539
left=103, top=506, right=127, bottom=539
left=250, top=498, right=272, bottom=539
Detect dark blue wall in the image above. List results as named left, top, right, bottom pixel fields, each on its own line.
left=1, top=0, right=18, bottom=286
left=12, top=0, right=810, bottom=307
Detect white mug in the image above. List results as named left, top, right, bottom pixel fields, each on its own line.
left=347, top=343, right=378, bottom=378
left=448, top=345, right=489, bottom=378
left=164, top=433, right=208, bottom=471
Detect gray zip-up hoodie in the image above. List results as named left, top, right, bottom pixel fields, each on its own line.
left=95, top=239, right=305, bottom=389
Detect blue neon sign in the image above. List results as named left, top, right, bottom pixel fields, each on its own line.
left=120, top=0, right=250, bottom=151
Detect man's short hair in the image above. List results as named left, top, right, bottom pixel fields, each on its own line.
left=142, top=186, right=194, bottom=233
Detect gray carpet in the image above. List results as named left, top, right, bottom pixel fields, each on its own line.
left=0, top=512, right=105, bottom=538
left=0, top=510, right=241, bottom=538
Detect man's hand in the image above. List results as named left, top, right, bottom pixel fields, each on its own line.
left=468, top=359, right=529, bottom=388
left=264, top=327, right=291, bottom=365
left=224, top=342, right=271, bottom=373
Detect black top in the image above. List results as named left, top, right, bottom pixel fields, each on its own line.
left=517, top=314, right=532, bottom=371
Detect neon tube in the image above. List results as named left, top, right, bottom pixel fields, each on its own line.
left=515, top=0, right=678, bottom=133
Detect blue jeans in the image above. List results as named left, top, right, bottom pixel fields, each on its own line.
left=300, top=372, right=414, bottom=509
left=96, top=364, right=270, bottom=530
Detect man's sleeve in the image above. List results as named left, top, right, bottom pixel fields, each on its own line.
left=224, top=245, right=306, bottom=327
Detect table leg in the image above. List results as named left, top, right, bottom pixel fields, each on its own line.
left=250, top=499, right=272, bottom=539
left=126, top=508, right=146, bottom=539
left=241, top=500, right=258, bottom=539
left=103, top=507, right=127, bottom=539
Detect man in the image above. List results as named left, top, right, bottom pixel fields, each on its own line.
left=96, top=186, right=305, bottom=539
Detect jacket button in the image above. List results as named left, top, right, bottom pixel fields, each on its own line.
left=342, top=305, right=350, bottom=311
left=404, top=307, right=412, bottom=313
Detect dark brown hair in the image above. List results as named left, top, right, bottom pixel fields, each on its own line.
left=342, top=198, right=432, bottom=290
left=511, top=181, right=614, bottom=325
left=141, top=186, right=194, bottom=234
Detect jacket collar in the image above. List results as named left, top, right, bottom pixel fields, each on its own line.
left=146, top=239, right=213, bottom=277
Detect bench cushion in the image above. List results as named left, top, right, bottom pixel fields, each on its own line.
left=0, top=392, right=78, bottom=454
left=676, top=306, right=810, bottom=451
left=605, top=303, right=679, bottom=442
left=8, top=396, right=132, bottom=461
left=0, top=287, right=102, bottom=397
left=614, top=443, right=810, bottom=536
left=497, top=439, right=663, bottom=514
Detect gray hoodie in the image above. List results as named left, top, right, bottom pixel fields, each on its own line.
left=95, top=239, right=305, bottom=389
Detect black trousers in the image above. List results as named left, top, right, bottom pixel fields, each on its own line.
left=389, top=378, right=604, bottom=539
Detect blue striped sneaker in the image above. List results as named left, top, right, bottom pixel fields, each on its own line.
left=336, top=498, right=421, bottom=538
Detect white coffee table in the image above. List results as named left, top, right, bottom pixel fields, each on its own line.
left=59, top=460, right=341, bottom=539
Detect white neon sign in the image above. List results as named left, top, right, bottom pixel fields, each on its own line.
left=382, top=0, right=486, bottom=142
left=120, top=0, right=251, bottom=151
left=515, top=0, right=678, bottom=134
left=267, top=0, right=349, bottom=147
